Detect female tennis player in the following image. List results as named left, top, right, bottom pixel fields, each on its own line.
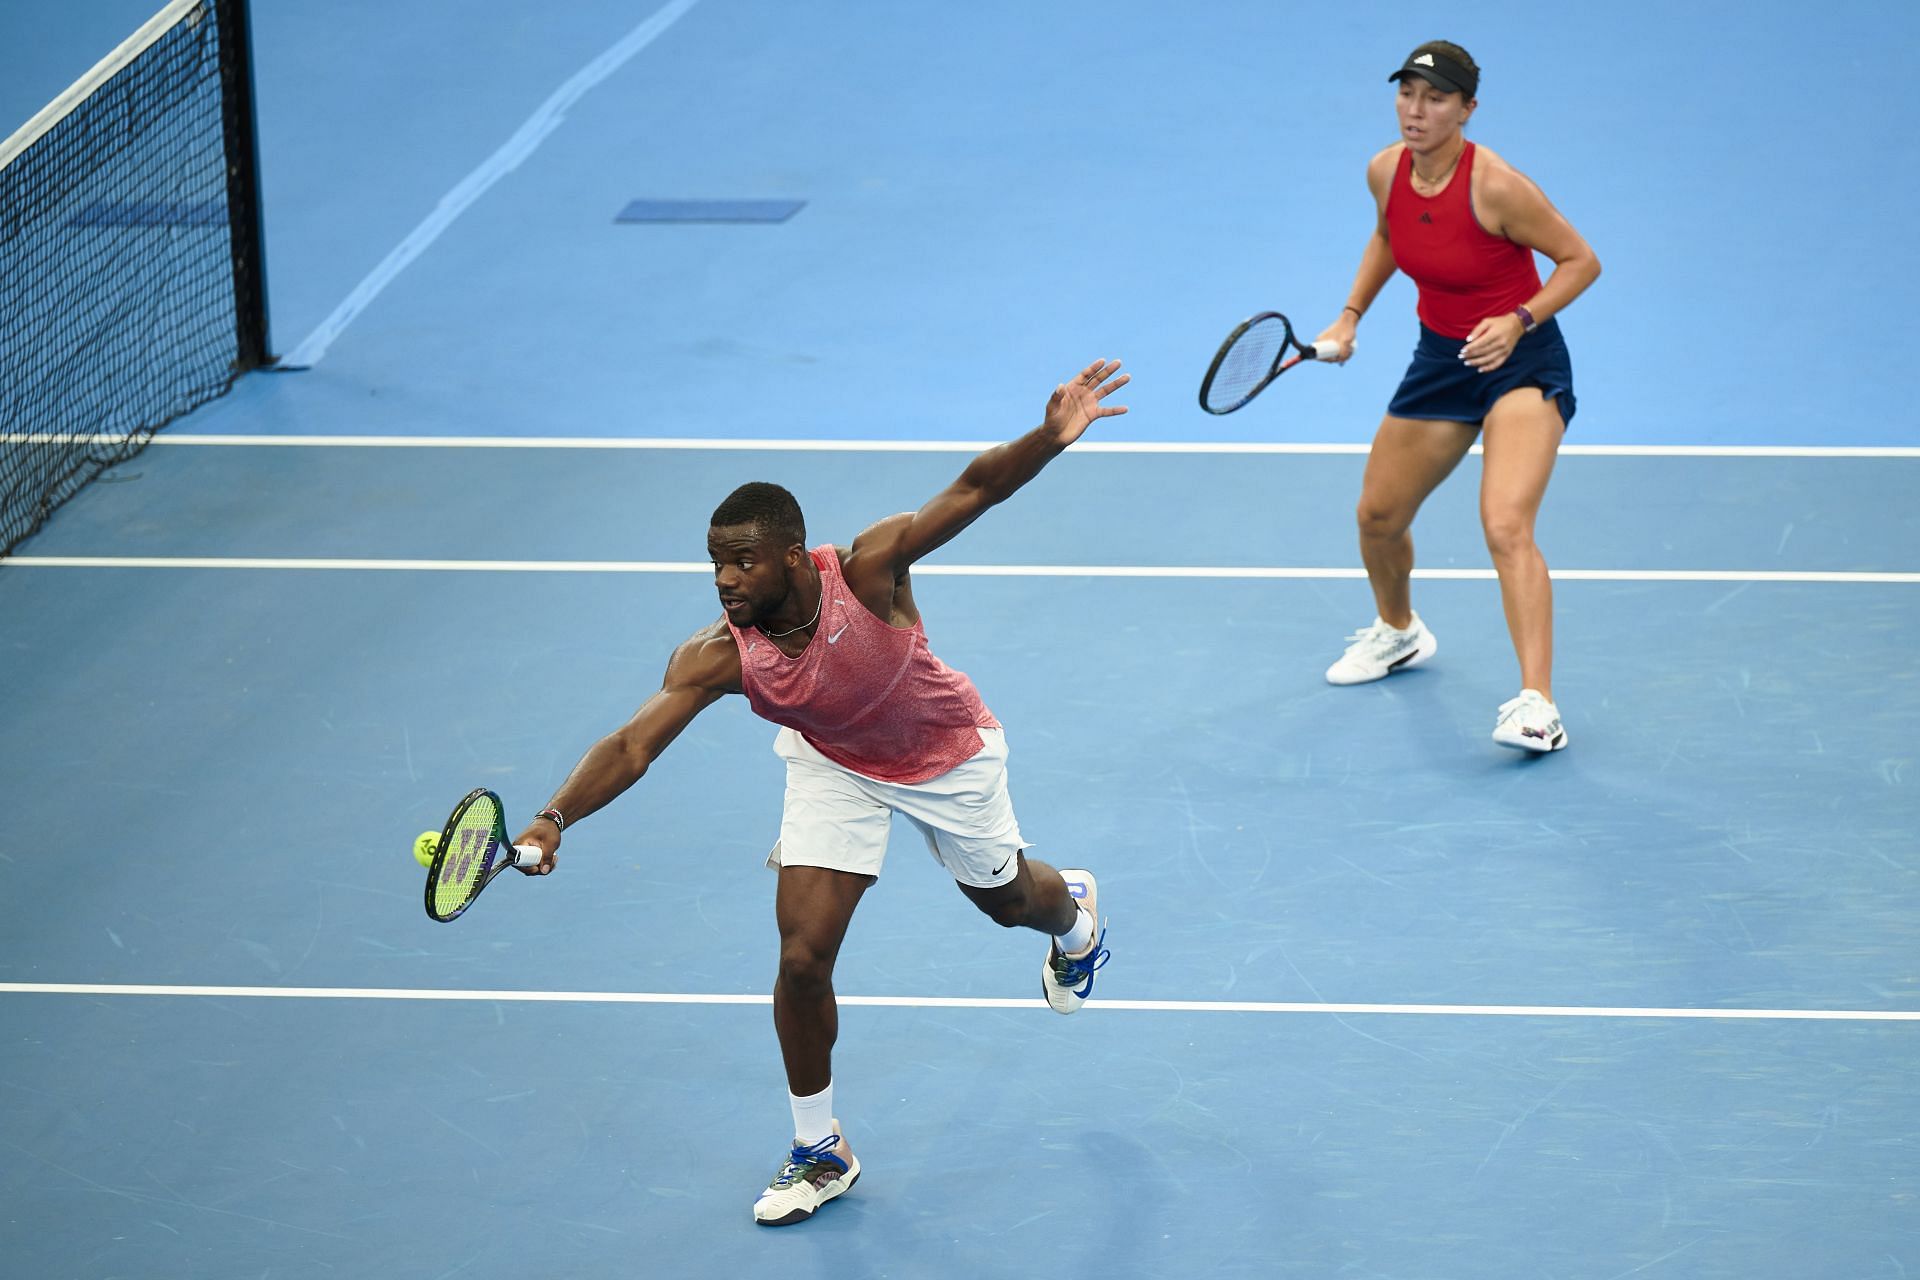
left=1312, top=41, right=1600, bottom=752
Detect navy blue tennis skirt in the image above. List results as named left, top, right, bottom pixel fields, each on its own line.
left=1387, top=318, right=1576, bottom=428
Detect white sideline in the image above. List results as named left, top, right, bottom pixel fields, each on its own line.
left=277, top=0, right=702, bottom=368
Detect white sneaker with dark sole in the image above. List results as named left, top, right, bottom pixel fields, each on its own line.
left=1493, top=689, right=1568, bottom=752
left=752, top=1123, right=859, bottom=1226
left=1042, top=869, right=1108, bottom=1015
left=1325, top=614, right=1438, bottom=685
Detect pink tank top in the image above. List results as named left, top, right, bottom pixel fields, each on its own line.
left=724, top=546, right=998, bottom=784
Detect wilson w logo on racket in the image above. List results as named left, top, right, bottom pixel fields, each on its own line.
left=1197, top=311, right=1349, bottom=414
left=423, top=788, right=546, bottom=922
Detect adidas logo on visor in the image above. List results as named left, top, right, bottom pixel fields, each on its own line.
left=1414, top=53, right=1435, bottom=66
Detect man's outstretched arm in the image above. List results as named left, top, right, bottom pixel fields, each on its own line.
left=510, top=628, right=736, bottom=871
left=882, top=359, right=1129, bottom=571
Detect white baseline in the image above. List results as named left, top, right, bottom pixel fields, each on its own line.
left=3, top=557, right=1914, bottom=584
left=1, top=982, right=1915, bottom=1022
left=6, top=434, right=1920, bottom=459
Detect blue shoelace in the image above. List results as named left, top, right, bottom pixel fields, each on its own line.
left=772, top=1133, right=846, bottom=1187
left=1053, top=926, right=1110, bottom=997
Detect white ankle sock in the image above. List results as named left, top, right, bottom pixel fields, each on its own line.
left=789, top=1084, right=834, bottom=1146
left=1055, top=904, right=1096, bottom=958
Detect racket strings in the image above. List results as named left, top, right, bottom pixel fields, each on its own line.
left=1204, top=317, right=1288, bottom=411
left=432, top=794, right=505, bottom=917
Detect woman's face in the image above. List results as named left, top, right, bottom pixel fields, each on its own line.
left=1395, top=77, right=1475, bottom=151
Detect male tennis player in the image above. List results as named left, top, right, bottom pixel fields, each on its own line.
left=509, top=359, right=1127, bottom=1225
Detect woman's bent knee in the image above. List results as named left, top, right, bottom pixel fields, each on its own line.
left=1357, top=499, right=1414, bottom=541
left=1481, top=512, right=1536, bottom=560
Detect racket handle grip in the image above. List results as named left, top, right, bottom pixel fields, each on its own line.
left=513, top=843, right=549, bottom=872
left=1308, top=340, right=1352, bottom=361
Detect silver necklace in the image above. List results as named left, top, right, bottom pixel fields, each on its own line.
left=758, top=582, right=823, bottom=638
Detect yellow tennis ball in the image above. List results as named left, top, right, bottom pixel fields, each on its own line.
left=413, top=830, right=440, bottom=868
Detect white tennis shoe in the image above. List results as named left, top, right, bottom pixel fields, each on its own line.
left=1042, top=869, right=1108, bottom=1015
left=1493, top=689, right=1568, bottom=752
left=1325, top=614, right=1438, bottom=685
left=752, top=1123, right=859, bottom=1226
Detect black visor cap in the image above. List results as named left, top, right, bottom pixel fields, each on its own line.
left=1388, top=49, right=1477, bottom=99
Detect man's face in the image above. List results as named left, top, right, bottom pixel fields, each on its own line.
left=707, top=524, right=797, bottom=627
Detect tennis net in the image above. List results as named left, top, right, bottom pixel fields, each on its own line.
left=0, top=0, right=270, bottom=556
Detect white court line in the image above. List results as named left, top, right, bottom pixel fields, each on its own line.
left=2, top=982, right=1915, bottom=1022
left=278, top=0, right=702, bottom=369
left=7, top=433, right=1920, bottom=458
left=4, top=556, right=1915, bottom=584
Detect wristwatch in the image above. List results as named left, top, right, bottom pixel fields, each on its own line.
left=1514, top=304, right=1539, bottom=334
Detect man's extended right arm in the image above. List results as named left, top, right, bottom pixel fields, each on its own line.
left=511, top=629, right=735, bottom=871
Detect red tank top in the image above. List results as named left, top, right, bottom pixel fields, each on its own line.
left=724, top=546, right=998, bottom=784
left=1385, top=142, right=1542, bottom=340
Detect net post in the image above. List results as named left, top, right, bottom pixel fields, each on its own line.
left=216, top=0, right=273, bottom=369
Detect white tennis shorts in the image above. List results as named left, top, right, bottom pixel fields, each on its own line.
left=766, top=726, right=1029, bottom=888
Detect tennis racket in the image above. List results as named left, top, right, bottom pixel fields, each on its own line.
left=1197, top=311, right=1349, bottom=415
left=423, top=788, right=546, bottom=922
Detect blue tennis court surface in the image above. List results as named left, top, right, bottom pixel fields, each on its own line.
left=2, top=2, right=1916, bottom=1277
